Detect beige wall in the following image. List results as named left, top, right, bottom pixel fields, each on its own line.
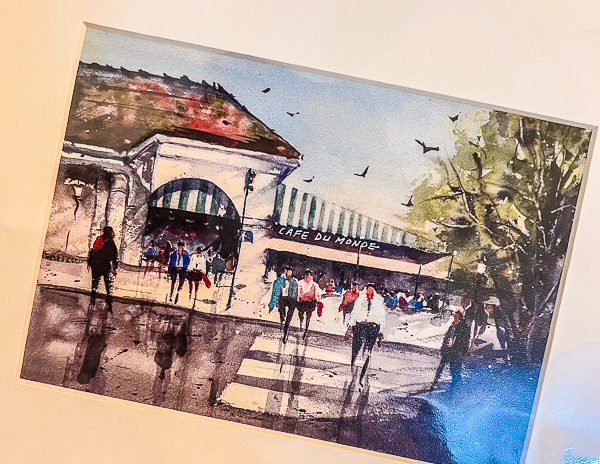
left=3, top=2, right=600, bottom=464
left=44, top=163, right=111, bottom=258
left=151, top=139, right=298, bottom=221
left=152, top=151, right=282, bottom=221
left=49, top=139, right=297, bottom=267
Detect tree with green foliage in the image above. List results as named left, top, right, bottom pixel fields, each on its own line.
left=408, top=111, right=591, bottom=362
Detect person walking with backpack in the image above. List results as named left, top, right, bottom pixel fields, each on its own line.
left=87, top=226, right=119, bottom=313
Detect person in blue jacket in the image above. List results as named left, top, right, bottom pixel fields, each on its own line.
left=268, top=266, right=298, bottom=343
left=168, top=242, right=190, bottom=304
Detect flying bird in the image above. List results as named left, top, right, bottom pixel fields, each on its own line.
left=354, top=166, right=369, bottom=178
left=287, top=111, right=300, bottom=117
left=262, top=87, right=271, bottom=93
left=401, top=196, right=414, bottom=207
left=303, top=176, right=315, bottom=183
left=415, top=140, right=440, bottom=153
left=449, top=115, right=459, bottom=122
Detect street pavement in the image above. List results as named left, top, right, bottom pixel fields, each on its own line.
left=26, top=260, right=514, bottom=461
left=36, top=258, right=456, bottom=347
left=24, top=260, right=529, bottom=462
left=21, top=285, right=457, bottom=462
left=37, top=258, right=507, bottom=356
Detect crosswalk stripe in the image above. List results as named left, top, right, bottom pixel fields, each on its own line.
left=218, top=382, right=334, bottom=417
left=218, top=335, right=442, bottom=418
left=236, top=358, right=385, bottom=392
left=248, top=337, right=349, bottom=365
left=219, top=382, right=272, bottom=414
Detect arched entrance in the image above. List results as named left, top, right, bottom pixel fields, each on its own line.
left=144, top=178, right=241, bottom=259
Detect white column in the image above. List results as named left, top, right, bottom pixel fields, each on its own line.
left=105, top=173, right=129, bottom=252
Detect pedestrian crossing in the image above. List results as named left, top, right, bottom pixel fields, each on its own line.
left=216, top=335, right=416, bottom=419
left=247, top=336, right=348, bottom=365
left=219, top=382, right=333, bottom=418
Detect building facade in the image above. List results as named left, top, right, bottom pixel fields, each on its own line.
left=43, top=63, right=447, bottom=310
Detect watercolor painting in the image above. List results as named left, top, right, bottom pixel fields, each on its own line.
left=19, top=26, right=593, bottom=464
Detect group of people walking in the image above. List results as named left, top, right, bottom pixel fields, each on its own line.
left=268, top=267, right=323, bottom=343
left=87, top=230, right=219, bottom=310
left=269, top=268, right=386, bottom=386
left=165, top=243, right=213, bottom=304
left=143, top=240, right=237, bottom=302
left=432, top=293, right=510, bottom=390
left=87, top=232, right=508, bottom=392
left=268, top=265, right=512, bottom=391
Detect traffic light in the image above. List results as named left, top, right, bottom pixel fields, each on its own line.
left=244, top=169, right=256, bottom=191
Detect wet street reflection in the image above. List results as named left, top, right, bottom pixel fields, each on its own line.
left=21, top=285, right=457, bottom=463
left=152, top=313, right=188, bottom=405
left=63, top=302, right=111, bottom=391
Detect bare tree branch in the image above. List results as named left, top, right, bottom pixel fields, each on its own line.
left=432, top=220, right=474, bottom=229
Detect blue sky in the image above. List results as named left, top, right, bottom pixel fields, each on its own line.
left=80, top=27, right=487, bottom=227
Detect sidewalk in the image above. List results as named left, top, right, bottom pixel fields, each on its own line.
left=36, top=258, right=457, bottom=348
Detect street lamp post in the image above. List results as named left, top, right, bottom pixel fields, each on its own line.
left=353, top=243, right=362, bottom=283
left=226, top=169, right=255, bottom=310
left=413, top=263, right=422, bottom=296
left=442, top=250, right=457, bottom=305
left=447, top=250, right=457, bottom=280
left=472, top=257, right=487, bottom=338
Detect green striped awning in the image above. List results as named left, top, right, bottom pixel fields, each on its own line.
left=148, top=178, right=240, bottom=222
left=271, top=183, right=417, bottom=247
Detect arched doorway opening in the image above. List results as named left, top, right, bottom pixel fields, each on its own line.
left=144, top=178, right=241, bottom=260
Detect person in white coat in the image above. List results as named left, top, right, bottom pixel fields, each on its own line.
left=345, top=283, right=385, bottom=385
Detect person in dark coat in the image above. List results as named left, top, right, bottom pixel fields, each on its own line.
left=211, top=252, right=226, bottom=286
left=156, top=241, right=173, bottom=279
left=427, top=293, right=441, bottom=313
left=87, top=226, right=119, bottom=312
left=431, top=311, right=471, bottom=390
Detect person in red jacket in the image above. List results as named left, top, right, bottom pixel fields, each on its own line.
left=87, top=226, right=118, bottom=313
left=297, top=269, right=323, bottom=339
left=339, top=283, right=359, bottom=324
